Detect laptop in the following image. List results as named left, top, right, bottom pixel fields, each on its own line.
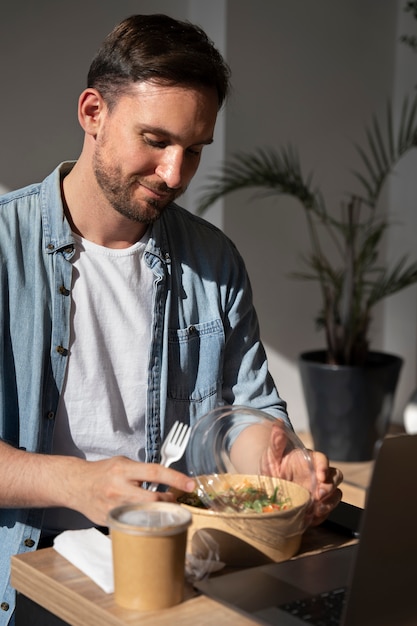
left=195, top=434, right=417, bottom=625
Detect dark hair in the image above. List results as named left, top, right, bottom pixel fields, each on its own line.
left=87, top=14, right=231, bottom=109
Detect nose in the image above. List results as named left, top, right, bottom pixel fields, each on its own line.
left=155, top=148, right=184, bottom=190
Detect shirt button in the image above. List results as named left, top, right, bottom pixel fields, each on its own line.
left=24, top=538, right=35, bottom=548
left=56, top=345, right=68, bottom=356
left=59, top=285, right=70, bottom=296
left=46, top=411, right=55, bottom=420
left=1, top=602, right=9, bottom=611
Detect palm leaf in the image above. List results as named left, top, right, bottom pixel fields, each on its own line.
left=197, top=147, right=318, bottom=214
left=352, top=93, right=417, bottom=207
left=197, top=94, right=417, bottom=365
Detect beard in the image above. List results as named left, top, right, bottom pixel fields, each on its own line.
left=92, top=149, right=183, bottom=224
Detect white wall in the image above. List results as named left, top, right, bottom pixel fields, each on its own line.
left=1, top=1, right=416, bottom=431
left=215, top=0, right=417, bottom=430
left=385, top=4, right=417, bottom=426
left=0, top=0, right=195, bottom=189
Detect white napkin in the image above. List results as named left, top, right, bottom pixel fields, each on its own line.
left=53, top=527, right=225, bottom=593
left=53, top=528, right=114, bottom=593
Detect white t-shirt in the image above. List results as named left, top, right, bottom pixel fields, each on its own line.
left=44, top=231, right=153, bottom=532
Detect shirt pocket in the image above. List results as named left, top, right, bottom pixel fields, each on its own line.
left=167, top=319, right=224, bottom=403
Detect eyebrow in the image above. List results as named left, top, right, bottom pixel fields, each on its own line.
left=141, top=125, right=214, bottom=146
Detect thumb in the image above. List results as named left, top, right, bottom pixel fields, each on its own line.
left=269, top=422, right=290, bottom=459
left=259, top=421, right=290, bottom=476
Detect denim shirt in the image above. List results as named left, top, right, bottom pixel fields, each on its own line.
left=0, top=162, right=288, bottom=624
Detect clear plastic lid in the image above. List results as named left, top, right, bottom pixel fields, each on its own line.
left=186, top=405, right=316, bottom=530
left=108, top=503, right=192, bottom=536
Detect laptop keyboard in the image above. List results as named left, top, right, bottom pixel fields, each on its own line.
left=279, top=587, right=347, bottom=625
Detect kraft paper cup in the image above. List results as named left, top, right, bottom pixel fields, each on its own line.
left=108, top=502, right=192, bottom=611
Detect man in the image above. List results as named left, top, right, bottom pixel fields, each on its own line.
left=0, top=14, right=342, bottom=624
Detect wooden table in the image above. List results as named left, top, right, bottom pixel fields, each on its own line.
left=11, top=479, right=365, bottom=626
left=12, top=546, right=256, bottom=626
left=11, top=521, right=361, bottom=626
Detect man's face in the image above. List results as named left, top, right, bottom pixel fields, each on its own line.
left=92, top=81, right=218, bottom=224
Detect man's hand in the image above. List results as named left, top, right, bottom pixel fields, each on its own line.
left=64, top=456, right=196, bottom=526
left=0, top=441, right=195, bottom=526
left=260, top=422, right=343, bottom=526
left=229, top=420, right=343, bottom=527
left=307, top=450, right=343, bottom=526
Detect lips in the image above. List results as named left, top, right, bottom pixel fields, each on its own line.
left=145, top=187, right=169, bottom=200
left=140, top=182, right=178, bottom=205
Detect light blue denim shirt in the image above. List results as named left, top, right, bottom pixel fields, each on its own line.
left=0, top=162, right=288, bottom=624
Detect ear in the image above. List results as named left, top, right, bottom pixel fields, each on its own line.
left=78, top=88, right=106, bottom=136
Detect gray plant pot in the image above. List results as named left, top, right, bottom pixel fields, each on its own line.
left=298, top=350, right=403, bottom=462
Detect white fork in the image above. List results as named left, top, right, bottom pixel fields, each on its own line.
left=148, top=421, right=191, bottom=491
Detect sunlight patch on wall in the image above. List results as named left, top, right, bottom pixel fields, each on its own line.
left=264, top=342, right=308, bottom=434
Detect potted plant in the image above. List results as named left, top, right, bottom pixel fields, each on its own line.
left=197, top=94, right=417, bottom=461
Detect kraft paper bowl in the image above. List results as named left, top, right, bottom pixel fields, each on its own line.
left=174, top=473, right=311, bottom=567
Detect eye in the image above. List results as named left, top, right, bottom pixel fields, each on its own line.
left=187, top=146, right=203, bottom=157
left=143, top=136, right=167, bottom=150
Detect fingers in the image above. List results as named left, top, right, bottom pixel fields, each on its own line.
left=259, top=421, right=297, bottom=477
left=305, top=451, right=344, bottom=526
left=311, top=487, right=343, bottom=527
left=72, top=457, right=195, bottom=526
left=317, top=466, right=343, bottom=498
left=310, top=451, right=343, bottom=491
left=136, top=462, right=196, bottom=493
left=269, top=422, right=290, bottom=458
left=312, top=450, right=338, bottom=481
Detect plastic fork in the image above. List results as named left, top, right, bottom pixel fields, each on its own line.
left=148, top=421, right=191, bottom=491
